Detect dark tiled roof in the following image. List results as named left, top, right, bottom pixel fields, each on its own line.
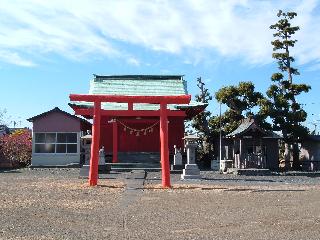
left=305, top=135, right=320, bottom=142
left=27, top=107, right=91, bottom=125
left=227, top=118, right=281, bottom=138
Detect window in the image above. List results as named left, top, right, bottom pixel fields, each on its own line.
left=35, top=144, right=55, bottom=153
left=34, top=132, right=78, bottom=154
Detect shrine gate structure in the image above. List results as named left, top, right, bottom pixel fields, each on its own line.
left=69, top=75, right=206, bottom=187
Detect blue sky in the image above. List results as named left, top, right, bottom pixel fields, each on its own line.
left=1, top=0, right=320, bottom=132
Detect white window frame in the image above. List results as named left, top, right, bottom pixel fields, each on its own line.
left=33, top=132, right=80, bottom=155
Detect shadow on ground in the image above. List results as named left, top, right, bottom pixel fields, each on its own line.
left=0, top=168, right=22, bottom=174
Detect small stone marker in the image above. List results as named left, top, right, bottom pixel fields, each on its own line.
left=181, top=135, right=201, bottom=180
left=99, top=146, right=106, bottom=166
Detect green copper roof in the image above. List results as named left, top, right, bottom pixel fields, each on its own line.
left=70, top=75, right=205, bottom=111
left=89, top=75, right=187, bottom=96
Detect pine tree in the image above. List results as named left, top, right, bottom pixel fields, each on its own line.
left=191, top=77, right=213, bottom=165
left=192, top=80, right=267, bottom=164
left=214, top=81, right=267, bottom=134
left=261, top=10, right=311, bottom=170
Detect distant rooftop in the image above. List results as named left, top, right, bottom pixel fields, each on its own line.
left=27, top=107, right=91, bottom=125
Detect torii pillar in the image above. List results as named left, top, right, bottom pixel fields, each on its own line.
left=89, top=101, right=101, bottom=186
left=160, top=103, right=170, bottom=188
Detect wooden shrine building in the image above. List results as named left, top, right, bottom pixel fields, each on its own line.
left=223, top=118, right=281, bottom=171
left=300, top=135, right=320, bottom=171
left=69, top=75, right=206, bottom=187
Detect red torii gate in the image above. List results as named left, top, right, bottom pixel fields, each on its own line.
left=69, top=94, right=191, bottom=188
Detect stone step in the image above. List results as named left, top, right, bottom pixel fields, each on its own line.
left=107, top=162, right=160, bottom=169
left=111, top=167, right=161, bottom=172
left=117, top=152, right=160, bottom=163
left=108, top=162, right=160, bottom=171
left=107, top=162, right=160, bottom=166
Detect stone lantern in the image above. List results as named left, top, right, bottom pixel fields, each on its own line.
left=181, top=135, right=201, bottom=180
left=80, top=131, right=107, bottom=177
left=81, top=132, right=92, bottom=165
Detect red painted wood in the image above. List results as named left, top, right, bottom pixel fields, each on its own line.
left=100, top=117, right=184, bottom=153
left=160, top=103, right=171, bottom=188
left=70, top=94, right=191, bottom=188
left=112, top=120, right=118, bottom=163
left=117, top=120, right=160, bottom=152
left=89, top=101, right=101, bottom=186
left=73, top=109, right=186, bottom=117
left=70, top=94, right=191, bottom=104
left=168, top=117, right=184, bottom=152
left=128, top=102, right=133, bottom=111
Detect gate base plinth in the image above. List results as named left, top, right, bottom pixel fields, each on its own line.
left=79, top=165, right=110, bottom=178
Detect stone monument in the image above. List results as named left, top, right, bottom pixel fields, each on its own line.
left=171, top=145, right=183, bottom=170
left=181, top=135, right=201, bottom=180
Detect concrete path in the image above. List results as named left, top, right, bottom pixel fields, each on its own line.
left=118, top=170, right=146, bottom=239
left=119, top=170, right=146, bottom=207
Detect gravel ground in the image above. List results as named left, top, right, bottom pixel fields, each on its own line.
left=145, top=170, right=320, bottom=186
left=1, top=168, right=320, bottom=239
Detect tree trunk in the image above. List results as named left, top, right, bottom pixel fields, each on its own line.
left=282, top=129, right=291, bottom=171
left=202, top=135, right=213, bottom=161
left=291, top=143, right=300, bottom=170
left=283, top=142, right=291, bottom=170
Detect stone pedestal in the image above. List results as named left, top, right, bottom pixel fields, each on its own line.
left=79, top=164, right=110, bottom=178
left=181, top=135, right=201, bottom=180
left=80, top=146, right=108, bottom=178
left=220, top=159, right=233, bottom=173
left=181, top=164, right=201, bottom=179
left=211, top=160, right=220, bottom=170
left=79, top=165, right=90, bottom=178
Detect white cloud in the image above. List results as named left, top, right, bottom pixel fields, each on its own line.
left=0, top=0, right=319, bottom=67
left=127, top=57, right=140, bottom=66
left=0, top=50, right=36, bottom=67
left=306, top=62, right=320, bottom=71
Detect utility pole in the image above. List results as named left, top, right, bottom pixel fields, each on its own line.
left=219, top=102, right=222, bottom=162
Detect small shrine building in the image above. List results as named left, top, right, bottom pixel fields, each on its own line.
left=69, top=75, right=206, bottom=187
left=221, top=118, right=281, bottom=171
